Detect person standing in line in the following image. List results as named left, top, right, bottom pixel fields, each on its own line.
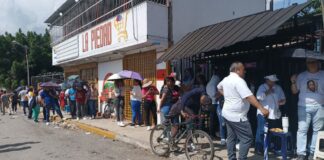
left=18, top=87, right=29, bottom=115
left=40, top=87, right=53, bottom=125
left=59, top=89, right=65, bottom=111
left=49, top=88, right=64, bottom=120
left=142, top=79, right=159, bottom=131
left=291, top=58, right=324, bottom=160
left=75, top=84, right=86, bottom=120
left=207, top=68, right=226, bottom=144
left=217, top=62, right=269, bottom=160
left=255, top=74, right=286, bottom=155
left=1, top=91, right=9, bottom=115
left=30, top=90, right=41, bottom=123
left=27, top=88, right=34, bottom=119
left=130, top=80, right=143, bottom=127
left=113, top=80, right=126, bottom=127
left=157, top=76, right=180, bottom=121
left=88, top=83, right=98, bottom=119
left=11, top=91, right=18, bottom=114
left=68, top=85, right=77, bottom=119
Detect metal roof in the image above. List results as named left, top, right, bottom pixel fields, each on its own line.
left=45, top=0, right=76, bottom=24
left=157, top=2, right=311, bottom=63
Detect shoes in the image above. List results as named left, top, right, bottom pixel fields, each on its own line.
left=119, top=122, right=125, bottom=127
left=187, top=143, right=196, bottom=152
left=146, top=126, right=151, bottom=131
left=307, top=154, right=313, bottom=160
left=46, top=122, right=50, bottom=126
left=76, top=117, right=80, bottom=121
left=135, top=125, right=140, bottom=128
left=236, top=144, right=240, bottom=150
left=83, top=117, right=87, bottom=120
left=297, top=155, right=306, bottom=160
left=117, top=121, right=121, bottom=126
left=220, top=139, right=226, bottom=146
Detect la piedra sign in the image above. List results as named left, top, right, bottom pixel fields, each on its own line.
left=80, top=12, right=129, bottom=55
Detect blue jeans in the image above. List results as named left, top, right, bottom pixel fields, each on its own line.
left=88, top=100, right=97, bottom=118
left=21, top=101, right=28, bottom=115
left=131, top=100, right=142, bottom=124
left=297, top=105, right=324, bottom=155
left=45, top=104, right=51, bottom=122
left=161, top=105, right=171, bottom=118
left=216, top=104, right=226, bottom=139
left=255, top=114, right=266, bottom=152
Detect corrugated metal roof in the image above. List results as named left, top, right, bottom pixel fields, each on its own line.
left=157, top=2, right=311, bottom=63
left=45, top=0, right=76, bottom=24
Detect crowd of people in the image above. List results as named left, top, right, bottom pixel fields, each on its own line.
left=0, top=58, right=322, bottom=160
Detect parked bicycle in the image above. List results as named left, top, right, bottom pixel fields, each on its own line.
left=103, top=98, right=115, bottom=119
left=150, top=115, right=214, bottom=160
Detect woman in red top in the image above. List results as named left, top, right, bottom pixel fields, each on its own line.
left=59, top=90, right=65, bottom=111
left=141, top=79, right=159, bottom=131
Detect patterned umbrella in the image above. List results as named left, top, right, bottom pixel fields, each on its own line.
left=40, top=81, right=60, bottom=87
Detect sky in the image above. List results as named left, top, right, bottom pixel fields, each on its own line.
left=0, top=0, right=309, bottom=35
left=0, top=0, right=65, bottom=34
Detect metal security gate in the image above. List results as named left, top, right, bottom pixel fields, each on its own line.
left=123, top=50, right=157, bottom=121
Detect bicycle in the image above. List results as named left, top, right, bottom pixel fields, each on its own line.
left=150, top=115, right=214, bottom=160
left=103, top=98, right=115, bottom=119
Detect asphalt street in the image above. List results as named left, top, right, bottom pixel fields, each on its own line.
left=0, top=112, right=165, bottom=160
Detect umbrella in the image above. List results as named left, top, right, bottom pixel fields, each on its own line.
left=40, top=81, right=60, bottom=87
left=15, top=86, right=25, bottom=92
left=107, top=73, right=125, bottom=81
left=68, top=75, right=80, bottom=81
left=118, top=70, right=143, bottom=80
left=284, top=48, right=324, bottom=60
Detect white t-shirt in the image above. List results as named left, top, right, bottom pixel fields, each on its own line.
left=217, top=72, right=253, bottom=122
left=130, top=86, right=142, bottom=101
left=296, top=71, right=324, bottom=106
left=256, top=83, right=286, bottom=119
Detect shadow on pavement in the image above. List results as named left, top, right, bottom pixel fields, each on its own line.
left=0, top=146, right=32, bottom=153
left=0, top=141, right=40, bottom=149
left=0, top=141, right=40, bottom=153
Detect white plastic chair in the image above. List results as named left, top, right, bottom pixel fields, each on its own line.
left=314, top=131, right=324, bottom=160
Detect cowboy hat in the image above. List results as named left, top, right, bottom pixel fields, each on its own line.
left=142, top=79, right=153, bottom=88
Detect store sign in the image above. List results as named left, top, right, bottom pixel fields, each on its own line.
left=79, top=11, right=133, bottom=56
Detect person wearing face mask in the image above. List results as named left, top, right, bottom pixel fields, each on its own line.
left=217, top=61, right=269, bottom=160
left=255, top=74, right=286, bottom=155
left=291, top=58, right=324, bottom=160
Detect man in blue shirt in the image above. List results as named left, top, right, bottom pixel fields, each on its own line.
left=68, top=86, right=77, bottom=119
left=40, top=87, right=52, bottom=125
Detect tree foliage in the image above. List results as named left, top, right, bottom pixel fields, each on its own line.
left=0, top=29, right=62, bottom=90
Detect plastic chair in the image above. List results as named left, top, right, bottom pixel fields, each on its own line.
left=268, top=131, right=294, bottom=160
left=314, top=131, right=324, bottom=160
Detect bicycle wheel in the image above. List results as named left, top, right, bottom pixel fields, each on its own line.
left=184, top=130, right=214, bottom=160
left=149, top=124, right=170, bottom=156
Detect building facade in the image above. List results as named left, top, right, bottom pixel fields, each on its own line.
left=45, top=0, right=266, bottom=120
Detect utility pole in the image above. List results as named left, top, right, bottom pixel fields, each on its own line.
left=12, top=41, right=30, bottom=86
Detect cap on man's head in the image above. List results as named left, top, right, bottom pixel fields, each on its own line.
left=264, top=74, right=279, bottom=82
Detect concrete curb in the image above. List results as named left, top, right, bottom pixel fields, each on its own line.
left=70, top=121, right=117, bottom=140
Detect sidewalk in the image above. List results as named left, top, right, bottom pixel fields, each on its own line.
left=69, top=118, right=273, bottom=160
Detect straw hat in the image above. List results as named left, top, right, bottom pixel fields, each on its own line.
left=142, top=79, right=153, bottom=88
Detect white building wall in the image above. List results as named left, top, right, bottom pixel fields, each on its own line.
left=98, top=59, right=123, bottom=112
left=172, top=0, right=266, bottom=43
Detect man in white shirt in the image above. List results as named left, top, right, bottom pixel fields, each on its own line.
left=291, top=58, right=324, bottom=160
left=255, top=74, right=286, bottom=154
left=217, top=62, right=269, bottom=160
left=18, top=87, right=29, bottom=115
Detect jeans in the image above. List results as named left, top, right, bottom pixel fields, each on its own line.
left=297, top=105, right=324, bottom=155
left=45, top=104, right=51, bottom=122
left=216, top=104, right=226, bottom=139
left=12, top=103, right=17, bottom=112
left=70, top=100, right=76, bottom=118
left=76, top=102, right=85, bottom=118
left=161, top=105, right=171, bottom=122
left=225, top=119, right=253, bottom=160
left=131, top=100, right=142, bottom=124
left=53, top=104, right=63, bottom=119
left=115, top=97, right=124, bottom=122
left=21, top=101, right=28, bottom=115
left=255, top=114, right=266, bottom=153
left=88, top=99, right=97, bottom=118
left=144, top=100, right=157, bottom=126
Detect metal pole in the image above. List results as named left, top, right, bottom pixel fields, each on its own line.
left=25, top=47, right=30, bottom=86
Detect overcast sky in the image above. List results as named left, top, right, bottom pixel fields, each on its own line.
left=0, top=0, right=307, bottom=35
left=0, top=0, right=65, bottom=34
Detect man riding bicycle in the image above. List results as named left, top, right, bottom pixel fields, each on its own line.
left=167, top=87, right=212, bottom=138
